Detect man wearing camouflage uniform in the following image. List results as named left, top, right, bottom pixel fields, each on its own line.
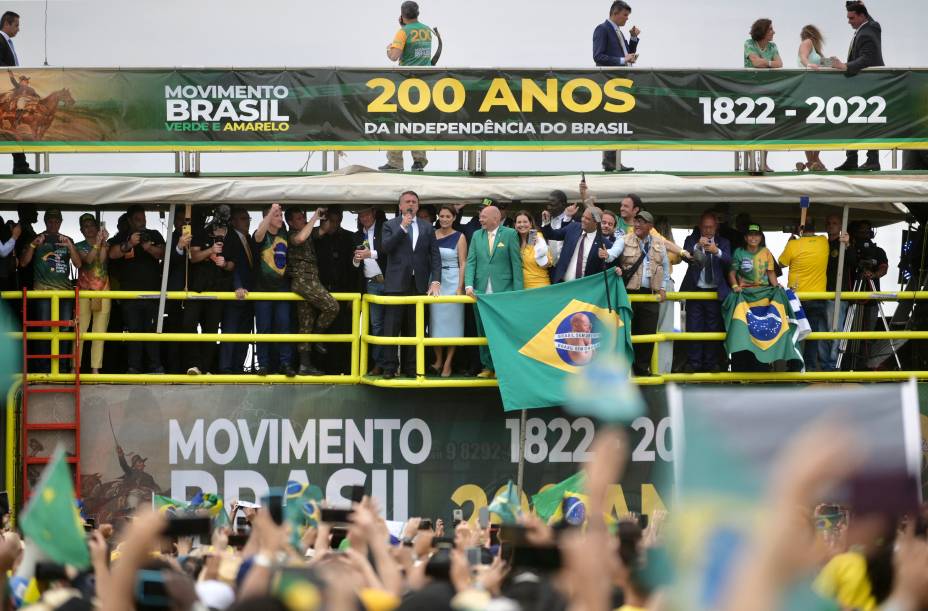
left=285, top=207, right=339, bottom=376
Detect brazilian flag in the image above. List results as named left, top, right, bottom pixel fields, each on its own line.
left=20, top=448, right=90, bottom=569
left=722, top=286, right=804, bottom=364
left=531, top=472, right=586, bottom=522
left=476, top=272, right=634, bottom=411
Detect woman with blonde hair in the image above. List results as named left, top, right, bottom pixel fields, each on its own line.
left=797, top=25, right=828, bottom=172
left=514, top=210, right=552, bottom=289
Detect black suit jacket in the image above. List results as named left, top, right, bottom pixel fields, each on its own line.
left=225, top=229, right=255, bottom=292
left=0, top=35, right=16, bottom=68
left=380, top=216, right=441, bottom=294
left=846, top=20, right=884, bottom=76
left=354, top=220, right=388, bottom=293
left=541, top=221, right=605, bottom=284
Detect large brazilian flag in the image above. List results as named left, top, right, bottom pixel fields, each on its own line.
left=721, top=286, right=804, bottom=364
left=476, top=272, right=634, bottom=411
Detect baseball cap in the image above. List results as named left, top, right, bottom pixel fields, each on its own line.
left=746, top=223, right=763, bottom=234
left=635, top=210, right=655, bottom=224
left=44, top=208, right=62, bottom=220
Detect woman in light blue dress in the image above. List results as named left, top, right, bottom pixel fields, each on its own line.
left=429, top=205, right=467, bottom=376
left=797, top=25, right=829, bottom=172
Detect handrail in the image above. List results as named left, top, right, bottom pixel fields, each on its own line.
left=3, top=289, right=925, bottom=386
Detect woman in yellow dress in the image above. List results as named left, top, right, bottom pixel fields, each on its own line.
left=514, top=210, right=552, bottom=289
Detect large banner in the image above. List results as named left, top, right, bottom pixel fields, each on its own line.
left=1, top=68, right=926, bottom=152
left=50, top=385, right=673, bottom=524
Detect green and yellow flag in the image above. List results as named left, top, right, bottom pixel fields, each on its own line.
left=476, top=272, right=634, bottom=411
left=721, top=286, right=805, bottom=364
left=20, top=448, right=90, bottom=569
left=531, top=472, right=586, bottom=523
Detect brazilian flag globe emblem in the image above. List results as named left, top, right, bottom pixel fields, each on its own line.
left=723, top=286, right=803, bottom=363
left=476, top=273, right=634, bottom=411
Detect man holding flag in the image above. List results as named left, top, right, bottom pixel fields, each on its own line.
left=778, top=219, right=829, bottom=370
left=465, top=205, right=523, bottom=379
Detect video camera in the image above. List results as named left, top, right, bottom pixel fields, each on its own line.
left=856, top=241, right=883, bottom=273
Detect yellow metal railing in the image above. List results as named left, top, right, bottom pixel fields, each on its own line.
left=4, top=289, right=928, bottom=386
left=1, top=290, right=361, bottom=385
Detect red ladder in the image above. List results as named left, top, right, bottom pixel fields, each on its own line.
left=21, top=288, right=81, bottom=501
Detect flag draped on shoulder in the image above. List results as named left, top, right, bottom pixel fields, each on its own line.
left=20, top=448, right=90, bottom=569
left=722, top=286, right=805, bottom=365
left=476, top=272, right=634, bottom=411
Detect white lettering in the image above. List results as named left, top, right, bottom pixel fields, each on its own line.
left=169, top=419, right=203, bottom=464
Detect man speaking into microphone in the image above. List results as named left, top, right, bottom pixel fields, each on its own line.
left=379, top=191, right=442, bottom=378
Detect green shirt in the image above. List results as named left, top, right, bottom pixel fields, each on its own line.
left=254, top=229, right=290, bottom=291
left=75, top=240, right=109, bottom=290
left=32, top=239, right=73, bottom=290
left=744, top=39, right=779, bottom=68
left=731, top=246, right=776, bottom=287
left=391, top=21, right=433, bottom=66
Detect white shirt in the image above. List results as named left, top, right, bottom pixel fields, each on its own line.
left=544, top=211, right=572, bottom=265
left=400, top=219, right=419, bottom=250
left=563, top=230, right=596, bottom=282
left=0, top=236, right=15, bottom=258
left=1, top=32, right=18, bottom=66
left=352, top=224, right=384, bottom=278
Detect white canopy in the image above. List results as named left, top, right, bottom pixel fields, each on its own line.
left=0, top=165, right=918, bottom=224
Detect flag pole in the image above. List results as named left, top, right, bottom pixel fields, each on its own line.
left=516, top=409, right=527, bottom=500
left=832, top=205, right=850, bottom=331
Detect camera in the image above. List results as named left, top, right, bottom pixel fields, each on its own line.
left=206, top=204, right=232, bottom=233
left=138, top=229, right=159, bottom=244
left=856, top=241, right=882, bottom=273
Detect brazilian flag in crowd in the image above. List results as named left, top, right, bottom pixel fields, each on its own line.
left=476, top=272, right=634, bottom=411
left=721, top=286, right=806, bottom=364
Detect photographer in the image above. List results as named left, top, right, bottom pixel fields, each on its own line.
left=847, top=221, right=889, bottom=369
left=850, top=221, right=888, bottom=291
left=182, top=214, right=235, bottom=375
left=108, top=205, right=166, bottom=374
left=19, top=208, right=82, bottom=373
left=0, top=215, right=21, bottom=292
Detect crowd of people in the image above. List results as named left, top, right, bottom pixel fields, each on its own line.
left=0, top=180, right=894, bottom=378
left=3, top=424, right=928, bottom=611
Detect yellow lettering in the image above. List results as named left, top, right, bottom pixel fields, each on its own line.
left=603, top=78, right=637, bottom=113
left=433, top=78, right=466, bottom=113
left=641, top=484, right=668, bottom=516
left=479, top=78, right=520, bottom=112
left=604, top=484, right=630, bottom=518
left=398, top=78, right=431, bottom=113
left=561, top=78, right=602, bottom=113
left=521, top=78, right=559, bottom=113
left=451, top=484, right=489, bottom=525
left=367, top=77, right=398, bottom=112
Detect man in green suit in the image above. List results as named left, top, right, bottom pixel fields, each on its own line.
left=464, top=205, right=524, bottom=378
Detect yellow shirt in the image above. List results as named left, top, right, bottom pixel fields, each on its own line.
left=521, top=233, right=552, bottom=289
left=814, top=551, right=875, bottom=611
left=778, top=235, right=829, bottom=292
left=616, top=606, right=647, bottom=611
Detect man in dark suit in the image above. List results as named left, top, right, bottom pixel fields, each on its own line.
left=380, top=190, right=442, bottom=378
left=680, top=212, right=732, bottom=373
left=0, top=11, right=36, bottom=174
left=831, top=1, right=884, bottom=172
left=542, top=203, right=606, bottom=284
left=353, top=206, right=390, bottom=375
left=593, top=1, right=639, bottom=173
left=217, top=206, right=255, bottom=374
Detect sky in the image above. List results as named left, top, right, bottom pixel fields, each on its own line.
left=2, top=0, right=922, bottom=303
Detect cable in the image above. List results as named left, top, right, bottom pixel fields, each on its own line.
left=43, top=0, right=49, bottom=66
